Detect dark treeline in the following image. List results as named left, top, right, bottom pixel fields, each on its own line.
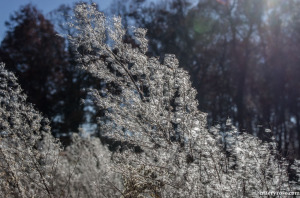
left=0, top=4, right=100, bottom=145
left=0, top=0, right=300, bottom=159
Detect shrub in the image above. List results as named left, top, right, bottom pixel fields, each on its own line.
left=0, top=62, right=61, bottom=197
left=0, top=62, right=119, bottom=197
left=69, top=3, right=300, bottom=197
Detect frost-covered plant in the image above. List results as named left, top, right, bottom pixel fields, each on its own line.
left=70, top=3, right=300, bottom=197
left=54, top=131, right=122, bottom=198
left=0, top=62, right=62, bottom=197
left=211, top=122, right=300, bottom=196
left=0, top=3, right=299, bottom=198
left=0, top=62, right=119, bottom=198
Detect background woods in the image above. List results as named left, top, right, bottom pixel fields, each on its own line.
left=1, top=0, right=300, bottom=158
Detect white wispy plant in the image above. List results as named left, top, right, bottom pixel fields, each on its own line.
left=0, top=3, right=299, bottom=197
left=69, top=3, right=300, bottom=197
left=0, top=62, right=62, bottom=197
left=0, top=62, right=119, bottom=197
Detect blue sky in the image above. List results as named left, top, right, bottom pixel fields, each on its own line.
left=0, top=0, right=114, bottom=39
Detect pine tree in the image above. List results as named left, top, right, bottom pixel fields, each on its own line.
left=0, top=4, right=79, bottom=138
